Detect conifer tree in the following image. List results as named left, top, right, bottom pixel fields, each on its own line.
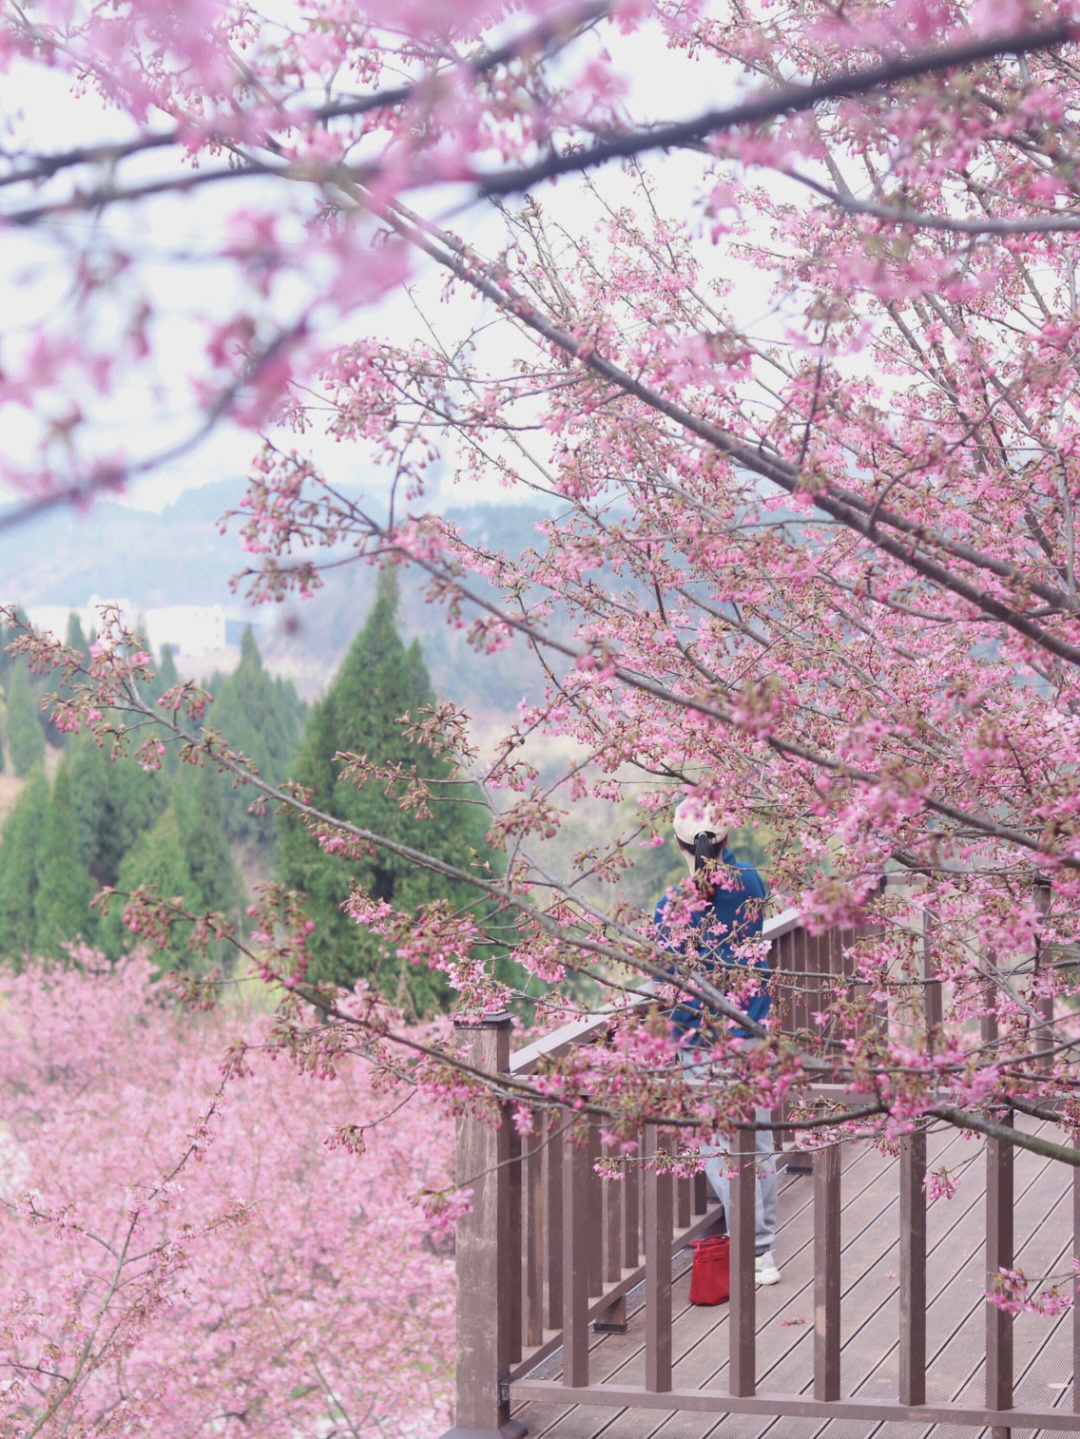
left=208, top=627, right=304, bottom=845
left=0, top=772, right=48, bottom=966
left=103, top=806, right=202, bottom=967
left=52, top=613, right=92, bottom=744
left=64, top=612, right=89, bottom=660
left=6, top=663, right=44, bottom=777
left=278, top=577, right=493, bottom=1010
left=67, top=734, right=167, bottom=889
left=0, top=607, right=28, bottom=694
left=173, top=763, right=243, bottom=917
left=157, top=644, right=178, bottom=693
left=100, top=767, right=242, bottom=967
left=141, top=645, right=180, bottom=764
left=34, top=764, right=95, bottom=958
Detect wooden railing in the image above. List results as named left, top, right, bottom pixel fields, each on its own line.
left=438, top=906, right=1080, bottom=1439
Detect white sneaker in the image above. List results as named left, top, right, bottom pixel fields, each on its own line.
left=755, top=1250, right=781, bottom=1286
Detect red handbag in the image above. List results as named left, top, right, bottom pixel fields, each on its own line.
left=688, top=1234, right=730, bottom=1305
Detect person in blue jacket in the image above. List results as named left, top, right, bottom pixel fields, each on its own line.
left=654, top=798, right=780, bottom=1286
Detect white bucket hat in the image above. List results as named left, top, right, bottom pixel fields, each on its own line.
left=672, top=798, right=730, bottom=848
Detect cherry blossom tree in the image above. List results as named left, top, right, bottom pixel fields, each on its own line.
left=0, top=953, right=455, bottom=1437
left=5, top=0, right=1080, bottom=1229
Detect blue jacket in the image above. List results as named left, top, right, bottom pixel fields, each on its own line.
left=654, top=849, right=769, bottom=1044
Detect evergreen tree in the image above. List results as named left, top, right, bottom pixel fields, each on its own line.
left=65, top=612, right=89, bottom=659
left=0, top=773, right=48, bottom=966
left=102, top=806, right=203, bottom=966
left=278, top=579, right=493, bottom=1010
left=34, top=764, right=94, bottom=958
left=6, top=663, right=44, bottom=777
left=0, top=606, right=29, bottom=694
left=140, top=644, right=181, bottom=774
left=100, top=766, right=242, bottom=968
left=157, top=644, right=179, bottom=693
left=52, top=612, right=91, bottom=743
left=173, top=763, right=243, bottom=916
left=67, top=733, right=167, bottom=889
left=208, top=627, right=304, bottom=846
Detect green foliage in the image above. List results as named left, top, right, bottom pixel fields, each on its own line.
left=0, top=628, right=285, bottom=970
left=278, top=584, right=494, bottom=1011
left=51, top=612, right=93, bottom=741
left=102, top=762, right=243, bottom=968
left=34, top=764, right=95, bottom=958
left=104, top=806, right=203, bottom=966
left=0, top=608, right=28, bottom=695
left=6, top=663, right=44, bottom=777
left=137, top=645, right=181, bottom=773
left=67, top=734, right=168, bottom=889
left=64, top=612, right=89, bottom=658
left=205, top=627, right=305, bottom=846
left=0, top=773, right=48, bottom=965
left=172, top=763, right=243, bottom=916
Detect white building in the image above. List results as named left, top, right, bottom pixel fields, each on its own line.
left=143, top=604, right=228, bottom=656
left=25, top=599, right=243, bottom=658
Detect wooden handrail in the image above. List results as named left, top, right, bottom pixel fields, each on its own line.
left=509, top=905, right=804, bottom=1076
left=441, top=885, right=1077, bottom=1439
left=510, top=986, right=657, bottom=1076
left=440, top=900, right=902, bottom=1439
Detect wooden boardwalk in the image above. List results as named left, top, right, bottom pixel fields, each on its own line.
left=512, top=1122, right=1075, bottom=1439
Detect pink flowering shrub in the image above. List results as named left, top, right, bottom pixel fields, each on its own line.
left=0, top=957, right=454, bottom=1438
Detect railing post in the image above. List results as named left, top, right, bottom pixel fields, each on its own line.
left=899, top=1128, right=927, bottom=1406
left=623, top=1147, right=640, bottom=1270
left=1073, top=1161, right=1080, bottom=1417
left=922, top=907, right=942, bottom=1056
left=986, top=1106, right=1014, bottom=1439
left=442, top=1013, right=527, bottom=1439
left=814, top=1143, right=841, bottom=1401
left=563, top=1126, right=591, bottom=1387
left=587, top=1120, right=603, bottom=1297
left=1032, top=881, right=1053, bottom=1074
left=983, top=979, right=1013, bottom=1439
left=677, top=1170, right=692, bottom=1230
left=693, top=1168, right=709, bottom=1215
left=603, top=1163, right=622, bottom=1284
left=596, top=1143, right=627, bottom=1333
left=508, top=1121, right=523, bottom=1367
left=643, top=1123, right=673, bottom=1393
left=524, top=1128, right=544, bottom=1348
left=544, top=1116, right=563, bottom=1331
left=729, top=1125, right=757, bottom=1397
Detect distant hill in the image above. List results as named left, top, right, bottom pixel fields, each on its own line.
left=0, top=481, right=243, bottom=608
left=0, top=481, right=557, bottom=714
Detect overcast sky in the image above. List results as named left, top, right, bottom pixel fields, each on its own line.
left=1, top=10, right=790, bottom=530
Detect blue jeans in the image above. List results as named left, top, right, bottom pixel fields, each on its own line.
left=680, top=1051, right=778, bottom=1252
left=699, top=1118, right=777, bottom=1253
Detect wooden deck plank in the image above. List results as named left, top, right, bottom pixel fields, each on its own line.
left=520, top=1139, right=935, bottom=1439
left=1033, top=1301, right=1080, bottom=1439
left=514, top=1161, right=824, bottom=1439
left=509, top=1122, right=1075, bottom=1439
left=517, top=1138, right=910, bottom=1439
left=940, top=1163, right=1073, bottom=1426
left=685, top=1127, right=974, bottom=1412
left=797, top=1121, right=1061, bottom=1439
left=706, top=1128, right=1068, bottom=1439
left=839, top=1125, right=1056, bottom=1419
left=604, top=1138, right=897, bottom=1388
left=682, top=1128, right=974, bottom=1437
